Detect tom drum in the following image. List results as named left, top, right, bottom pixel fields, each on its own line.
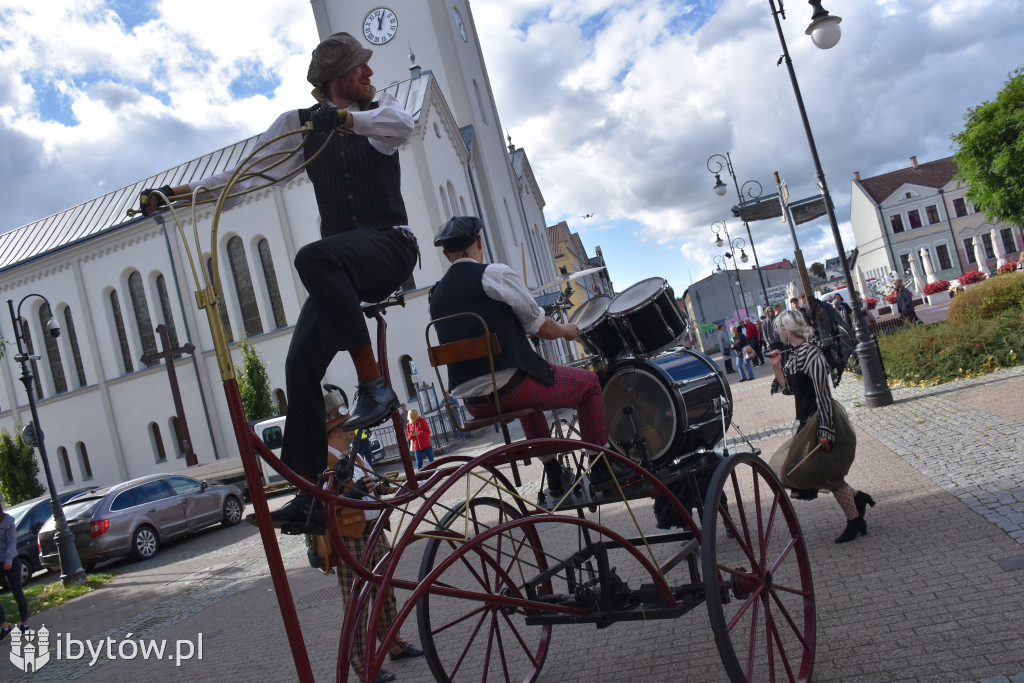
left=606, top=277, right=687, bottom=356
left=569, top=295, right=626, bottom=359
left=602, top=349, right=732, bottom=465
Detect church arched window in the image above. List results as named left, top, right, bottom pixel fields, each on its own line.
left=155, top=273, right=180, bottom=350
left=275, top=388, right=288, bottom=416
left=399, top=354, right=415, bottom=399
left=19, top=317, right=44, bottom=397
left=170, top=416, right=187, bottom=458
left=257, top=239, right=287, bottom=329
left=57, top=446, right=74, bottom=484
left=447, top=183, right=458, bottom=219
left=77, top=442, right=93, bottom=480
left=150, top=422, right=167, bottom=462
left=206, top=256, right=234, bottom=342
left=128, top=270, right=157, bottom=359
left=227, top=236, right=263, bottom=336
left=439, top=186, right=450, bottom=218
left=110, top=290, right=134, bottom=373
left=39, top=302, right=67, bottom=394
left=61, top=306, right=87, bottom=388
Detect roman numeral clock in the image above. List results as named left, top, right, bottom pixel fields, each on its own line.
left=363, top=7, right=398, bottom=45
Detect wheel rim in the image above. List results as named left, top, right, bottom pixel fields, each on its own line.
left=702, top=452, right=816, bottom=683
left=417, top=497, right=551, bottom=683
left=136, top=528, right=158, bottom=558
left=20, top=561, right=31, bottom=584
left=225, top=499, right=242, bottom=523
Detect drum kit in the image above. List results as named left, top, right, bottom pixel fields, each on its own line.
left=541, top=274, right=734, bottom=470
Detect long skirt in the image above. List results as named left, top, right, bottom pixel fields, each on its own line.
left=768, top=400, right=856, bottom=492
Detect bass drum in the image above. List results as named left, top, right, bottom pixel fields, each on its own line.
left=602, top=350, right=732, bottom=465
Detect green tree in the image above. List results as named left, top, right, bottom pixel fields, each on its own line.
left=0, top=424, right=45, bottom=505
left=952, top=67, right=1024, bottom=227
left=235, top=339, right=277, bottom=423
left=809, top=261, right=826, bottom=279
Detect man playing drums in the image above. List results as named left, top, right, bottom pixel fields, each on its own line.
left=428, top=216, right=630, bottom=496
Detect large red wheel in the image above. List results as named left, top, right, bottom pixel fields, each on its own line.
left=701, top=451, right=816, bottom=682
left=416, top=497, right=552, bottom=683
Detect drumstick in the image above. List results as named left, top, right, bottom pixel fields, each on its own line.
left=786, top=442, right=824, bottom=476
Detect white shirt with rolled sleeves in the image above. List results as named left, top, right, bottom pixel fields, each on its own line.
left=448, top=257, right=546, bottom=398
left=186, top=92, right=413, bottom=214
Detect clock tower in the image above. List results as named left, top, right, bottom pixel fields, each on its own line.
left=307, top=1, right=548, bottom=282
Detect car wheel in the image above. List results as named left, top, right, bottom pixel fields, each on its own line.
left=130, top=525, right=160, bottom=561
left=222, top=496, right=243, bottom=527
left=18, top=557, right=33, bottom=585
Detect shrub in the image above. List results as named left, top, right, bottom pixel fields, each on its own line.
left=959, top=270, right=987, bottom=285
left=880, top=272, right=1023, bottom=384
left=948, top=271, right=1024, bottom=325
left=923, top=279, right=951, bottom=295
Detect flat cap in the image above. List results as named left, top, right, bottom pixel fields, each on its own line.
left=434, top=216, right=484, bottom=252
left=307, top=32, right=372, bottom=91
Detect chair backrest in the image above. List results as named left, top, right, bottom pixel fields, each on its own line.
left=425, top=312, right=509, bottom=433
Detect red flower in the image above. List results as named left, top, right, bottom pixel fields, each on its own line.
left=923, top=279, right=950, bottom=295
left=959, top=270, right=987, bottom=285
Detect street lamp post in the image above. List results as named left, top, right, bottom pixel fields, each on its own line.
left=712, top=254, right=741, bottom=315
left=711, top=220, right=751, bottom=316
left=7, top=296, right=88, bottom=586
left=707, top=153, right=772, bottom=309
left=766, top=0, right=893, bottom=407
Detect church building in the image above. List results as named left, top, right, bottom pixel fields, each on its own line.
left=0, top=1, right=561, bottom=489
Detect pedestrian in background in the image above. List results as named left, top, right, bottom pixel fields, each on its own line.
left=732, top=326, right=755, bottom=382
left=893, top=279, right=921, bottom=325
left=406, top=409, right=434, bottom=469
left=745, top=318, right=764, bottom=366
left=717, top=324, right=735, bottom=374
left=0, top=502, right=31, bottom=640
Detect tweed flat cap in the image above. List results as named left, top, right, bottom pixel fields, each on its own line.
left=307, top=32, right=372, bottom=92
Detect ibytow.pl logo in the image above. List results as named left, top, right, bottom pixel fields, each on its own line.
left=8, top=625, right=204, bottom=673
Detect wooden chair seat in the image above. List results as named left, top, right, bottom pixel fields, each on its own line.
left=461, top=407, right=538, bottom=432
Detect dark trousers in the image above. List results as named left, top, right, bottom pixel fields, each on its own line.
left=281, top=228, right=418, bottom=477
left=723, top=355, right=735, bottom=373
left=752, top=341, right=765, bottom=365
left=1, top=559, right=29, bottom=623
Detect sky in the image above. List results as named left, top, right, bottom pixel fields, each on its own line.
left=1, top=0, right=1022, bottom=299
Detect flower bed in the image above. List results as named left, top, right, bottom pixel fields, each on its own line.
left=959, top=270, right=987, bottom=285
left=996, top=261, right=1020, bottom=275
left=923, top=279, right=950, bottom=295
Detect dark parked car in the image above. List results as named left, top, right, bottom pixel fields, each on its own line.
left=38, top=474, right=244, bottom=571
left=4, top=487, right=98, bottom=584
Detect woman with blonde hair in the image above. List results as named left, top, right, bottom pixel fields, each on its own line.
left=405, top=409, right=434, bottom=469
left=767, top=309, right=875, bottom=544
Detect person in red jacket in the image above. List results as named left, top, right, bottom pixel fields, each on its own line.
left=406, top=409, right=434, bottom=469
left=744, top=318, right=764, bottom=366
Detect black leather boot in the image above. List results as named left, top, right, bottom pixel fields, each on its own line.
left=854, top=491, right=876, bottom=518
left=345, top=377, right=399, bottom=431
left=834, top=516, right=867, bottom=544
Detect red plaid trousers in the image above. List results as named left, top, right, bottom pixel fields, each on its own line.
left=465, top=365, right=608, bottom=446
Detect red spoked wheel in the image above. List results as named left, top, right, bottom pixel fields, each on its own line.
left=701, top=451, right=816, bottom=682
left=416, top=496, right=552, bottom=683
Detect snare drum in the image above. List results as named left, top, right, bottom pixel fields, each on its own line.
left=602, top=349, right=732, bottom=464
left=606, top=277, right=687, bottom=356
left=569, top=295, right=626, bottom=359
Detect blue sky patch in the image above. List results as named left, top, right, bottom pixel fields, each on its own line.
left=228, top=60, right=281, bottom=100
left=30, top=79, right=79, bottom=126
left=107, top=0, right=159, bottom=31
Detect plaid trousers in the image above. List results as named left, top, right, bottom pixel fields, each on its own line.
left=337, top=528, right=410, bottom=677
left=466, top=364, right=608, bottom=446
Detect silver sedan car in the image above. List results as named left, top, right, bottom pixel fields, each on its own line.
left=38, top=474, right=245, bottom=571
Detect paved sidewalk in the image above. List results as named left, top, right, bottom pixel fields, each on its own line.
left=5, top=362, right=1024, bottom=682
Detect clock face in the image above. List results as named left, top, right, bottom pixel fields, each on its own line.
left=453, top=8, right=468, bottom=42
left=363, top=7, right=398, bottom=45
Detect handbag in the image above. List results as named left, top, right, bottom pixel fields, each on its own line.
left=743, top=346, right=756, bottom=361
left=306, top=453, right=375, bottom=575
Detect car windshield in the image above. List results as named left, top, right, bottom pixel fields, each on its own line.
left=8, top=504, right=33, bottom=526
left=62, top=497, right=104, bottom=520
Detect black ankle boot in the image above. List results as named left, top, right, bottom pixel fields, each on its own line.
left=834, top=516, right=867, bottom=544
left=854, top=491, right=876, bottom=518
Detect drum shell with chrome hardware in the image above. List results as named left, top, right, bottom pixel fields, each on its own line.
left=606, top=278, right=687, bottom=356
left=601, top=350, right=732, bottom=465
left=569, top=295, right=626, bottom=359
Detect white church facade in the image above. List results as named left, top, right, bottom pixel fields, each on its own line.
left=0, top=1, right=562, bottom=491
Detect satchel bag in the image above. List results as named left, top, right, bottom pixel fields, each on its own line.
left=307, top=454, right=374, bottom=575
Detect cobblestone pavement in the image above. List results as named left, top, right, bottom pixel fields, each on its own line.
left=5, top=361, right=1024, bottom=682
